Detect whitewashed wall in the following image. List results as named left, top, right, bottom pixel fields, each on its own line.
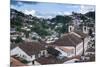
left=84, top=37, right=90, bottom=51
left=55, top=46, right=75, bottom=57
left=11, top=47, right=35, bottom=61
left=34, top=61, right=41, bottom=65
left=76, top=42, right=83, bottom=55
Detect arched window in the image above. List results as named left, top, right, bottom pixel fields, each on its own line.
left=84, top=27, right=86, bottom=31
left=70, top=27, right=72, bottom=31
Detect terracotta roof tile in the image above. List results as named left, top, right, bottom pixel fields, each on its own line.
left=18, top=42, right=46, bottom=56
left=74, top=31, right=88, bottom=38
left=11, top=57, right=26, bottom=66
left=51, top=33, right=82, bottom=47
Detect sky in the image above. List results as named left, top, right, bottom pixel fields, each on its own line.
left=11, top=0, right=95, bottom=19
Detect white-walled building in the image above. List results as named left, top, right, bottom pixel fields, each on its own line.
left=11, top=41, right=48, bottom=65
left=49, top=31, right=89, bottom=58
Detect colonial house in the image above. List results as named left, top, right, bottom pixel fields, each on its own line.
left=68, top=24, right=90, bottom=52
left=11, top=41, right=48, bottom=65
left=72, top=31, right=90, bottom=52
left=49, top=33, right=82, bottom=58
left=47, top=24, right=90, bottom=58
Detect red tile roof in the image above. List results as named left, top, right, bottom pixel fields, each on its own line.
left=11, top=57, right=26, bottom=66
left=74, top=31, right=88, bottom=38
left=18, top=41, right=46, bottom=56
left=51, top=33, right=82, bottom=47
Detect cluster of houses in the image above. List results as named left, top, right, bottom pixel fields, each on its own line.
left=10, top=24, right=95, bottom=66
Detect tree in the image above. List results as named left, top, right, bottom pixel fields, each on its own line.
left=15, top=36, right=23, bottom=43
left=85, top=11, right=95, bottom=20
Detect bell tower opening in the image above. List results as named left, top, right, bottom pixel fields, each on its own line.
left=68, top=24, right=74, bottom=32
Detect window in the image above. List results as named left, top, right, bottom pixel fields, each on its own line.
left=23, top=55, right=27, bottom=58
left=23, top=55, right=25, bottom=58
left=70, top=27, right=72, bottom=31
left=84, top=27, right=86, bottom=31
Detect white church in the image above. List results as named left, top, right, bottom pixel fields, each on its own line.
left=48, top=24, right=90, bottom=58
